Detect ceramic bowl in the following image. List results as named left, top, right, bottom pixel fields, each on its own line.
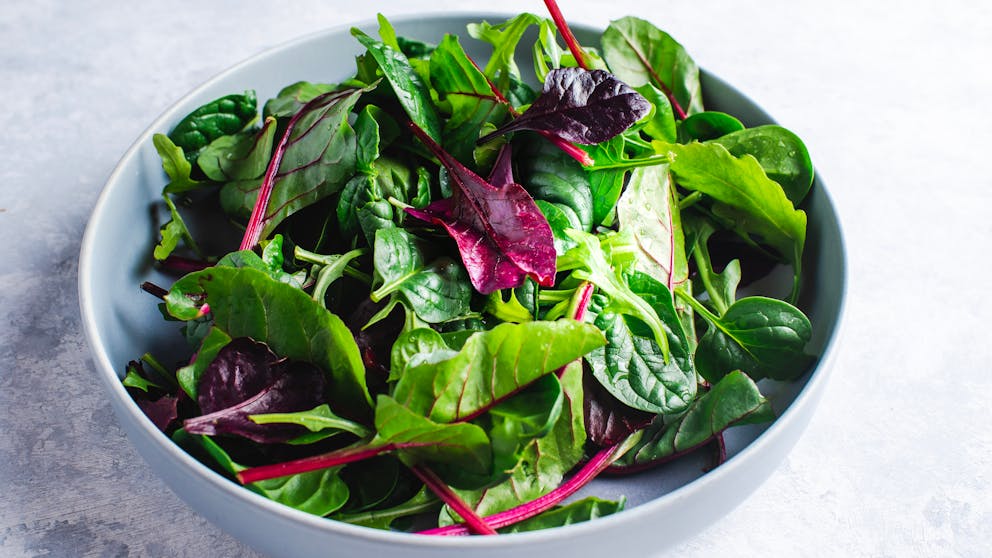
left=79, top=13, right=846, bottom=558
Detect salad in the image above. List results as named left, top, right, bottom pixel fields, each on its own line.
left=124, top=1, right=815, bottom=536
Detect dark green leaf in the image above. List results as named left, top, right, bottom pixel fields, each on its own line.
left=635, top=84, right=677, bottom=143
left=197, top=117, right=277, bottom=182
left=333, top=486, right=438, bottom=530
left=389, top=327, right=453, bottom=381
left=263, top=82, right=337, bottom=118
left=501, top=496, right=625, bottom=533
left=517, top=136, right=594, bottom=232
left=152, top=134, right=203, bottom=194
left=169, top=91, right=257, bottom=160
left=679, top=111, right=745, bottom=142
left=710, top=125, right=814, bottom=204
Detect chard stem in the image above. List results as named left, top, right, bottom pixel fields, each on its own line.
left=236, top=441, right=391, bottom=484
left=542, top=0, right=590, bottom=70
left=411, top=465, right=497, bottom=536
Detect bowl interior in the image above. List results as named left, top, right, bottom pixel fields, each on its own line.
left=79, top=13, right=845, bottom=557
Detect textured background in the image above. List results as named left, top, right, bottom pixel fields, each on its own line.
left=2, top=0, right=990, bottom=556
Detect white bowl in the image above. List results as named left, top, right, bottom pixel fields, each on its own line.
left=79, top=13, right=846, bottom=558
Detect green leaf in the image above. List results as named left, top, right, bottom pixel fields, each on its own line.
left=710, top=125, right=814, bottom=205
left=197, top=117, right=277, bottom=182
left=430, top=34, right=507, bottom=164
left=389, top=327, right=453, bottom=381
left=679, top=111, right=745, bottom=142
left=175, top=326, right=231, bottom=399
left=602, top=17, right=703, bottom=116
left=354, top=106, right=380, bottom=175
left=152, top=134, right=203, bottom=194
left=635, top=84, right=677, bottom=143
left=122, top=362, right=163, bottom=393
left=517, top=136, right=594, bottom=233
left=501, top=496, right=625, bottom=533
left=333, top=486, right=438, bottom=530
left=153, top=194, right=201, bottom=261
left=249, top=404, right=371, bottom=438
left=685, top=214, right=740, bottom=316
left=614, top=371, right=775, bottom=467
left=486, top=374, right=564, bottom=474
left=374, top=395, right=492, bottom=475
left=166, top=266, right=371, bottom=417
left=467, top=13, right=543, bottom=91
left=392, top=320, right=604, bottom=423
left=440, top=360, right=586, bottom=523
left=169, top=91, right=258, bottom=160
left=263, top=81, right=337, bottom=118
left=220, top=87, right=363, bottom=238
left=185, top=432, right=349, bottom=516
left=352, top=27, right=442, bottom=142
left=370, top=228, right=473, bottom=323
left=688, top=295, right=814, bottom=382
left=616, top=164, right=688, bottom=290
left=659, top=140, right=807, bottom=298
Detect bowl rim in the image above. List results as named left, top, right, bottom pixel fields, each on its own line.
left=78, top=11, right=848, bottom=549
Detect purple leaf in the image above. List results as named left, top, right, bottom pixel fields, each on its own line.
left=583, top=371, right=653, bottom=447
left=136, top=396, right=178, bottom=432
left=487, top=143, right=515, bottom=188
left=185, top=338, right=329, bottom=443
left=479, top=68, right=650, bottom=145
left=404, top=123, right=556, bottom=294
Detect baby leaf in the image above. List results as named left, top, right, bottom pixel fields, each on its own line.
left=249, top=404, right=372, bottom=440
left=616, top=164, right=688, bottom=291
left=176, top=327, right=232, bottom=399
left=152, top=134, right=202, bottom=194
left=691, top=296, right=814, bottom=383
left=166, top=266, right=371, bottom=418
left=169, top=91, right=258, bottom=160
left=679, top=111, right=744, bottom=142
left=153, top=194, right=201, bottom=261
left=601, top=16, right=702, bottom=118
left=710, top=125, right=814, bottom=204
left=612, top=371, right=774, bottom=468
left=479, top=67, right=651, bottom=145
left=263, top=81, right=337, bottom=119
left=197, top=117, right=277, bottom=182
left=405, top=124, right=557, bottom=294
left=501, top=496, right=624, bottom=533
left=467, top=13, right=544, bottom=91
left=392, top=320, right=605, bottom=423
left=370, top=228, right=473, bottom=324
left=516, top=135, right=594, bottom=233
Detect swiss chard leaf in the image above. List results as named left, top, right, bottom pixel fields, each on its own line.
left=166, top=266, right=371, bottom=418
left=391, top=320, right=604, bottom=423
left=430, top=34, right=508, bottom=164
left=263, top=81, right=338, bottom=119
left=710, top=125, right=814, bottom=204
left=616, top=164, right=688, bottom=291
left=370, top=228, right=473, bottom=324
left=690, top=295, right=813, bottom=382
left=220, top=87, right=363, bottom=239
left=501, top=496, right=625, bottom=533
left=169, top=91, right=258, bottom=160
left=612, top=370, right=774, bottom=468
left=479, top=68, right=650, bottom=145
left=601, top=16, right=702, bottom=117
left=405, top=124, right=557, bottom=294
left=374, top=395, right=492, bottom=476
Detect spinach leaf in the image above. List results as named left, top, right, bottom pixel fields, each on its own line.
left=370, top=228, right=473, bottom=324
left=516, top=135, right=594, bottom=233
left=616, top=164, right=688, bottom=290
left=685, top=295, right=814, bottom=383
left=480, top=68, right=650, bottom=145
left=389, top=327, right=452, bottom=382
left=710, top=125, right=814, bottom=204
left=405, top=124, right=557, bottom=294
left=612, top=371, right=774, bottom=468
left=392, top=320, right=604, bottom=423
left=197, top=117, right=277, bottom=182
left=352, top=27, right=442, bottom=142
left=169, top=91, right=258, bottom=160
left=679, top=111, right=744, bottom=142
left=165, top=266, right=371, bottom=418
left=601, top=16, right=702, bottom=118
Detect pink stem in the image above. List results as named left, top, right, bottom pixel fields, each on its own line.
left=159, top=255, right=211, bottom=274
left=237, top=443, right=395, bottom=484
left=543, top=0, right=590, bottom=70
left=411, top=465, right=498, bottom=536
left=418, top=441, right=623, bottom=536
left=571, top=281, right=594, bottom=321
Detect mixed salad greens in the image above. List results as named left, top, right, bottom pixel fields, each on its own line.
left=124, top=1, right=816, bottom=535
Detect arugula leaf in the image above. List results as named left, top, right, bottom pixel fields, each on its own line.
left=392, top=320, right=604, bottom=423
left=405, top=124, right=557, bottom=294
left=601, top=16, right=702, bottom=118
left=467, top=13, right=544, bottom=91
left=166, top=266, right=371, bottom=418
left=152, top=134, right=203, bottom=194
left=153, top=194, right=201, bottom=261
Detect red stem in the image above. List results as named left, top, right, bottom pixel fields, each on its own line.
left=411, top=465, right=498, bottom=536
left=236, top=443, right=395, bottom=484
left=418, top=441, right=623, bottom=536
left=543, top=0, right=589, bottom=70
